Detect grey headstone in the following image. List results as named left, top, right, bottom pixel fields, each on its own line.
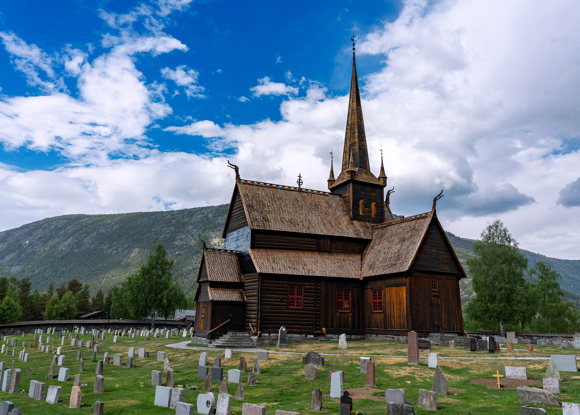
left=386, top=402, right=415, bottom=414
left=157, top=351, right=167, bottom=362
left=330, top=370, right=343, bottom=398
left=113, top=354, right=122, bottom=366
left=79, top=357, right=84, bottom=371
left=128, top=347, right=135, bottom=358
left=517, top=386, right=561, bottom=407
left=253, top=359, right=261, bottom=375
left=212, top=367, right=224, bottom=382
left=311, top=388, right=322, bottom=410
left=94, top=375, right=104, bottom=393
left=563, top=402, right=580, bottom=415
left=228, top=369, right=242, bottom=384
left=340, top=390, right=352, bottom=415
left=277, top=326, right=287, bottom=348
left=96, top=360, right=103, bottom=375
left=235, top=382, right=245, bottom=401
left=0, top=402, right=14, bottom=415
left=166, top=368, right=175, bottom=388
left=152, top=370, right=162, bottom=386
left=45, top=385, right=61, bottom=404
left=57, top=367, right=69, bottom=382
left=197, top=392, right=216, bottom=415
left=57, top=355, right=65, bottom=366
left=304, top=363, right=317, bottom=380
left=519, top=405, right=547, bottom=414
left=198, top=365, right=209, bottom=380
left=303, top=351, right=324, bottom=367
left=239, top=356, right=247, bottom=372
left=216, top=393, right=233, bottom=415
left=8, top=369, right=20, bottom=393
left=543, top=377, right=560, bottom=394
left=247, top=372, right=256, bottom=386
left=1, top=370, right=10, bottom=392
left=127, top=357, right=133, bottom=368
left=417, top=389, right=437, bottom=411
left=338, top=333, right=347, bottom=350
left=242, top=403, right=266, bottom=415
left=551, top=355, right=578, bottom=372
left=219, top=378, right=229, bottom=395
left=360, top=357, right=371, bottom=373
left=176, top=402, right=194, bottom=415
left=73, top=373, right=81, bottom=387
left=169, top=387, right=184, bottom=409
left=488, top=336, right=497, bottom=353
left=154, top=385, right=172, bottom=407
left=546, top=360, right=561, bottom=379
left=138, top=347, right=146, bottom=358
left=427, top=353, right=438, bottom=368
left=385, top=388, right=407, bottom=404
left=506, top=366, right=527, bottom=379
left=257, top=351, right=268, bottom=361
left=199, top=352, right=208, bottom=367
left=225, top=349, right=233, bottom=359
left=432, top=365, right=449, bottom=396
left=214, top=357, right=222, bottom=368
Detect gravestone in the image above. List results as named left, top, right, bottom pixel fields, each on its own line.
left=113, top=354, right=122, bottom=366
left=418, top=389, right=437, bottom=411
left=476, top=339, right=487, bottom=351
left=219, top=378, right=230, bottom=395
left=304, top=363, right=317, bottom=380
left=551, top=355, right=578, bottom=372
left=138, top=347, right=146, bottom=358
left=128, top=347, right=135, bottom=358
left=45, top=385, right=61, bottom=404
left=47, top=363, right=55, bottom=379
left=73, top=374, right=81, bottom=386
left=242, top=403, right=266, bottom=415
left=385, top=389, right=407, bottom=404
left=0, top=402, right=14, bottom=415
left=235, top=381, right=245, bottom=401
left=79, top=357, right=84, bottom=371
left=216, top=393, right=233, bottom=415
left=330, top=370, right=343, bottom=398
left=257, top=351, right=268, bottom=361
left=199, top=352, right=208, bottom=367
left=543, top=377, right=560, bottom=394
left=386, top=403, right=415, bottom=414
left=247, top=372, right=256, bottom=386
left=253, top=359, right=261, bottom=375
left=303, top=351, right=324, bottom=367
left=506, top=366, right=528, bottom=379
left=449, top=340, right=455, bottom=349
left=154, top=385, right=172, bottom=407
left=546, top=360, right=561, bottom=379
left=198, top=366, right=209, bottom=380
left=408, top=331, right=419, bottom=365
left=152, top=370, right=162, bottom=386
left=127, top=357, right=133, bottom=368
left=228, top=369, right=242, bottom=384
left=428, top=353, right=438, bottom=368
left=166, top=368, right=175, bottom=388
left=418, top=339, right=431, bottom=350
left=225, top=349, right=233, bottom=359
left=340, top=390, right=352, bottom=415
left=507, top=332, right=517, bottom=344
left=338, top=333, right=347, bottom=350
left=517, top=386, right=561, bottom=407
left=176, top=402, right=194, bottom=415
left=169, top=387, right=184, bottom=409
left=75, top=351, right=81, bottom=361
left=239, top=356, right=247, bottom=372
left=57, top=355, right=65, bottom=366
left=574, top=334, right=580, bottom=350
left=432, top=366, right=449, bottom=395
left=69, top=385, right=82, bottom=408
left=464, top=337, right=477, bottom=352
left=96, top=360, right=103, bottom=375
left=365, top=361, right=376, bottom=387
left=157, top=351, right=167, bottom=362
left=94, top=375, right=104, bottom=393
left=360, top=357, right=371, bottom=373
left=1, top=369, right=10, bottom=392
left=311, top=388, right=323, bottom=410
left=277, top=326, right=287, bottom=348
left=8, top=369, right=20, bottom=393
left=214, top=358, right=222, bottom=368
left=563, top=402, right=580, bottom=415
left=212, top=366, right=224, bottom=382
left=488, top=336, right=497, bottom=353
left=519, top=405, right=547, bottom=414
left=197, top=392, right=216, bottom=415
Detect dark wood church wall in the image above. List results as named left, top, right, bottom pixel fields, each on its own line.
left=224, top=190, right=248, bottom=235
left=363, top=276, right=408, bottom=332
left=258, top=275, right=321, bottom=334
left=409, top=274, right=463, bottom=334
left=413, top=221, right=460, bottom=274
left=331, top=182, right=384, bottom=223
left=210, top=302, right=245, bottom=336
left=252, top=231, right=367, bottom=254
left=243, top=273, right=259, bottom=333
left=322, top=279, right=364, bottom=334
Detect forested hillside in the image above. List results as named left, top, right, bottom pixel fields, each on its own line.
left=1, top=205, right=579, bottom=303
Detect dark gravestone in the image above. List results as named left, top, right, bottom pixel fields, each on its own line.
left=211, top=367, right=223, bottom=382
left=311, top=388, right=323, bottom=411
left=197, top=366, right=209, bottom=380
left=432, top=366, right=449, bottom=396
left=204, top=372, right=212, bottom=393
left=239, top=356, right=247, bottom=372
left=464, top=337, right=477, bottom=352
left=476, top=339, right=488, bottom=351
left=94, top=401, right=104, bottom=415
left=408, top=331, right=419, bottom=365
left=340, top=391, right=352, bottom=415
left=488, top=336, right=497, bottom=353
left=386, top=403, right=415, bottom=414
left=247, top=372, right=256, bottom=386
left=213, top=358, right=221, bottom=368
left=418, top=339, right=431, bottom=350
left=519, top=405, right=547, bottom=414
left=302, top=352, right=324, bottom=367
left=277, top=326, right=287, bottom=348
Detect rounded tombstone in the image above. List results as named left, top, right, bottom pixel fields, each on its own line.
left=196, top=392, right=215, bottom=415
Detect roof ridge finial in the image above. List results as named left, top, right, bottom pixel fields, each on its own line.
left=327, top=151, right=335, bottom=188
left=378, top=146, right=387, bottom=185
left=297, top=173, right=303, bottom=190
left=227, top=160, right=240, bottom=180
left=432, top=189, right=444, bottom=212
left=351, top=34, right=356, bottom=52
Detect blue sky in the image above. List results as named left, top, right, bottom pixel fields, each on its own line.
left=1, top=0, right=580, bottom=259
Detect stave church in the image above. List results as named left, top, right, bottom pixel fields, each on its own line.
left=193, top=46, right=465, bottom=340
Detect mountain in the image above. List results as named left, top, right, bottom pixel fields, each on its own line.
left=1, top=205, right=579, bottom=303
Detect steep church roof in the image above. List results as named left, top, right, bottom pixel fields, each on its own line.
left=202, top=249, right=242, bottom=283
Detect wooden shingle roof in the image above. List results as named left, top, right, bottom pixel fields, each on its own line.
left=237, top=180, right=371, bottom=239
left=249, top=249, right=362, bottom=279
left=207, top=287, right=245, bottom=302
left=204, top=249, right=241, bottom=283
left=362, top=212, right=432, bottom=277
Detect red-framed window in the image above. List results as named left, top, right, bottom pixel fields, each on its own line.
left=431, top=279, right=439, bottom=292
left=372, top=289, right=383, bottom=312
left=288, top=285, right=304, bottom=309
left=337, top=289, right=351, bottom=312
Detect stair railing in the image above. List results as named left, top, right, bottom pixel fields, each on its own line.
left=207, top=318, right=231, bottom=338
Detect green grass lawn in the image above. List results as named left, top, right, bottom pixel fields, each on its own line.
left=0, top=333, right=579, bottom=414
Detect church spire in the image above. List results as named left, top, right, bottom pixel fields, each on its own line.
left=341, top=37, right=370, bottom=172
left=378, top=148, right=387, bottom=185
left=327, top=152, right=335, bottom=187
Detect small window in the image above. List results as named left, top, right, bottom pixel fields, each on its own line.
left=371, top=202, right=377, bottom=218
left=372, top=289, right=383, bottom=312
left=288, top=285, right=304, bottom=309
left=337, top=289, right=351, bottom=312
left=359, top=200, right=364, bottom=216
left=431, top=279, right=439, bottom=292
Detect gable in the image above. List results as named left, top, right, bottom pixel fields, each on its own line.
left=413, top=219, right=465, bottom=276
left=222, top=185, right=248, bottom=237
left=197, top=256, right=208, bottom=282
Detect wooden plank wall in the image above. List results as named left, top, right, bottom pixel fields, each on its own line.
left=414, top=222, right=460, bottom=274
left=322, top=279, right=364, bottom=333
left=244, top=274, right=259, bottom=332
left=224, top=190, right=248, bottom=235
left=364, top=277, right=407, bottom=332
left=410, top=275, right=463, bottom=333
left=193, top=302, right=211, bottom=336
left=252, top=231, right=367, bottom=254
left=259, top=275, right=321, bottom=334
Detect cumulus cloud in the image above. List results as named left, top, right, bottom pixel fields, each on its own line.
left=558, top=178, right=580, bottom=207
left=161, top=65, right=205, bottom=98
left=250, top=77, right=299, bottom=97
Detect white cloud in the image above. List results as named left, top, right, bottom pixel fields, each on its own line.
left=165, top=120, right=224, bottom=138
left=250, top=77, right=299, bottom=97
left=161, top=65, right=204, bottom=98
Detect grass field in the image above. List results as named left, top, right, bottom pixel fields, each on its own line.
left=0, top=332, right=579, bottom=414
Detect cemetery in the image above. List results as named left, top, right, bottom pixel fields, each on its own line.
left=0, top=327, right=579, bottom=414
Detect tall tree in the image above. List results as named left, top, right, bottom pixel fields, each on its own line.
left=124, top=244, right=187, bottom=327
left=75, top=284, right=91, bottom=316
left=44, top=291, right=78, bottom=320
left=91, top=289, right=105, bottom=311
left=0, top=277, right=8, bottom=301
left=464, top=220, right=533, bottom=331
left=529, top=261, right=579, bottom=333
left=17, top=277, right=33, bottom=321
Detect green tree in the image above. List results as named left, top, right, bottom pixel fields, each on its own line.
left=0, top=277, right=8, bottom=301
left=44, top=291, right=78, bottom=320
left=67, top=279, right=83, bottom=297
left=124, top=244, right=187, bottom=327
left=30, top=290, right=46, bottom=320
left=44, top=295, right=62, bottom=320
left=75, top=284, right=91, bottom=316
left=104, top=290, right=113, bottom=313
left=91, top=289, right=105, bottom=311
left=56, top=283, right=67, bottom=298
left=529, top=261, right=579, bottom=333
left=17, top=277, right=33, bottom=321
left=464, top=220, right=533, bottom=331
left=0, top=293, right=22, bottom=323
left=110, top=286, right=130, bottom=319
